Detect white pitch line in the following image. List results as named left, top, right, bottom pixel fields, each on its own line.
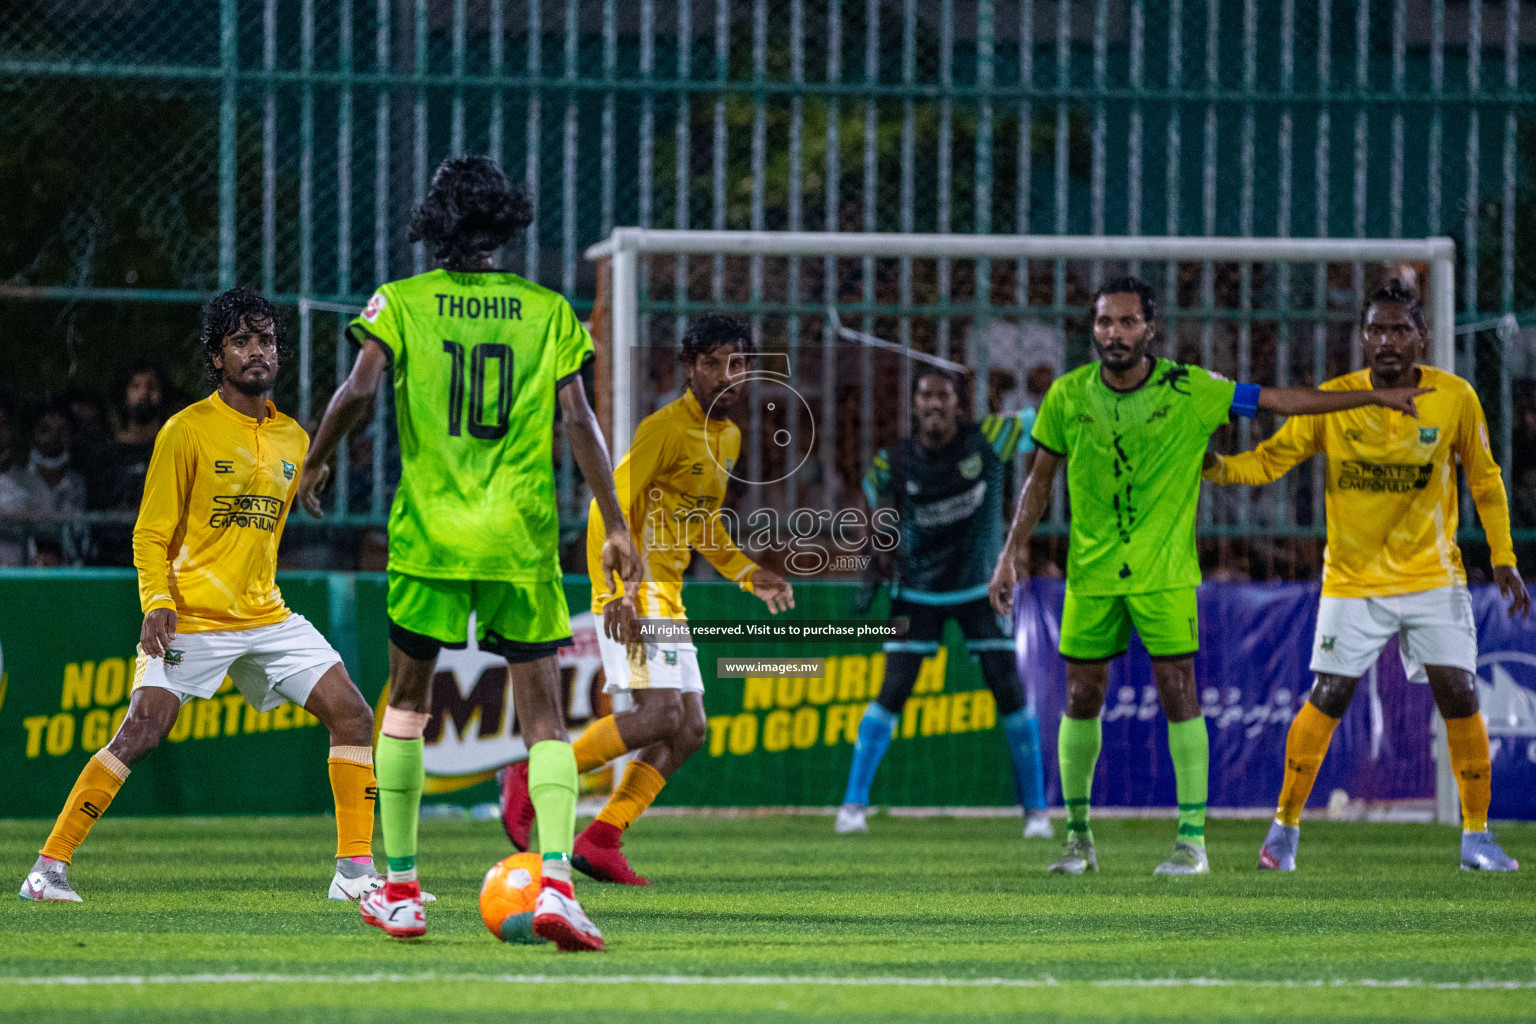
left=2, top=973, right=1534, bottom=991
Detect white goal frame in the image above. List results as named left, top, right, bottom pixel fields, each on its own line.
left=586, top=229, right=1456, bottom=458
left=586, top=228, right=1461, bottom=823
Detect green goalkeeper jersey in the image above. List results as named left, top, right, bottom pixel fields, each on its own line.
left=1031, top=358, right=1238, bottom=595
left=347, top=269, right=594, bottom=582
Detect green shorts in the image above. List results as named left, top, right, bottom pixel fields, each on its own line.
left=1059, top=586, right=1199, bottom=662
left=387, top=571, right=572, bottom=660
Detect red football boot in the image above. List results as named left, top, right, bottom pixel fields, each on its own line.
left=500, top=760, right=536, bottom=851
left=571, top=821, right=651, bottom=886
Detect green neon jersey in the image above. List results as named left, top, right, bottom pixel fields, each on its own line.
left=348, top=269, right=593, bottom=582
left=1032, top=358, right=1236, bottom=595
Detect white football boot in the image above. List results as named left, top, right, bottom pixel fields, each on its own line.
left=1023, top=810, right=1055, bottom=840
left=834, top=803, right=869, bottom=834
left=1154, top=840, right=1211, bottom=876
left=532, top=883, right=605, bottom=952
left=1047, top=834, right=1099, bottom=874
left=1461, top=830, right=1519, bottom=872
left=19, top=856, right=81, bottom=902
left=359, top=881, right=426, bottom=938
left=328, top=858, right=385, bottom=900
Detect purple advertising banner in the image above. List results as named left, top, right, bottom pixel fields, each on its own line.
left=1016, top=580, right=1536, bottom=817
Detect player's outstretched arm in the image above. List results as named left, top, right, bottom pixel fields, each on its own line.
left=557, top=376, right=640, bottom=594
left=1257, top=384, right=1433, bottom=418
left=989, top=448, right=1061, bottom=617
left=1202, top=414, right=1320, bottom=487
left=298, top=340, right=389, bottom=519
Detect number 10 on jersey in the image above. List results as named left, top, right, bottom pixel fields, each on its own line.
left=442, top=340, right=513, bottom=439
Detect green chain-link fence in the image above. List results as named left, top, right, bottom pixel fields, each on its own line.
left=4, top=0, right=1536, bottom=564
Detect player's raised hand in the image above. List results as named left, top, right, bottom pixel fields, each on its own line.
left=751, top=568, right=795, bottom=614
left=297, top=462, right=331, bottom=519
left=1372, top=387, right=1434, bottom=418
left=989, top=540, right=1030, bottom=617
left=1494, top=565, right=1530, bottom=619
left=140, top=608, right=177, bottom=659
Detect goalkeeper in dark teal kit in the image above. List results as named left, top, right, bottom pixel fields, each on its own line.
left=835, top=367, right=1051, bottom=839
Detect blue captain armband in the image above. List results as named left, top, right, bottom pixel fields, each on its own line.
left=1231, top=382, right=1261, bottom=419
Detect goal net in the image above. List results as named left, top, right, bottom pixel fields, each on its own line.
left=584, top=229, right=1460, bottom=815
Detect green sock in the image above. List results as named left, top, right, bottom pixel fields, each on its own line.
left=375, top=735, right=424, bottom=881
left=1167, top=717, right=1210, bottom=848
left=528, top=740, right=578, bottom=859
left=1058, top=716, right=1102, bottom=843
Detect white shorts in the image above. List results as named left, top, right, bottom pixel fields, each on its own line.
left=134, top=613, right=342, bottom=711
left=597, top=628, right=703, bottom=694
left=1310, top=585, right=1478, bottom=684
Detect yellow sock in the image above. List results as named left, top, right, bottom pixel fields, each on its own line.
left=572, top=716, right=629, bottom=774
left=1445, top=714, right=1492, bottom=833
left=1276, top=703, right=1340, bottom=827
left=327, top=746, right=377, bottom=859
left=595, top=760, right=667, bottom=832
left=41, top=751, right=129, bottom=864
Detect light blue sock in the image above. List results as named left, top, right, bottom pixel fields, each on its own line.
left=843, top=703, right=899, bottom=806
left=1002, top=708, right=1047, bottom=812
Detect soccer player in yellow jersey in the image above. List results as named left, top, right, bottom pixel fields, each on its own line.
left=1205, top=282, right=1531, bottom=872
left=501, top=315, right=793, bottom=884
left=19, top=289, right=381, bottom=903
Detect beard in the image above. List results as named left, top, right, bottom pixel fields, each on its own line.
left=1095, top=336, right=1150, bottom=372
left=227, top=372, right=273, bottom=398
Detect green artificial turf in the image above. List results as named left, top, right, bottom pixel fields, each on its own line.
left=2, top=814, right=1533, bottom=1022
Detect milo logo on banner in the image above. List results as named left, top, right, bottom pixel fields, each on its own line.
left=415, top=612, right=604, bottom=794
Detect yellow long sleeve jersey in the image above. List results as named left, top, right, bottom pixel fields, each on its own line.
left=1205, top=365, right=1515, bottom=598
left=587, top=389, right=757, bottom=619
left=133, top=393, right=307, bottom=632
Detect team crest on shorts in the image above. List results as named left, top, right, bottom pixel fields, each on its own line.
left=164, top=649, right=185, bottom=666
left=281, top=460, right=295, bottom=479
left=1419, top=427, right=1439, bottom=444
left=664, top=650, right=678, bottom=666
left=958, top=454, right=983, bottom=480
left=1319, top=636, right=1336, bottom=652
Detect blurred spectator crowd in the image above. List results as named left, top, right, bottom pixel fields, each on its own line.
left=0, top=363, right=169, bottom=567
left=5, top=263, right=1533, bottom=580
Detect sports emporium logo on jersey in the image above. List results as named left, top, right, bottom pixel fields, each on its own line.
left=362, top=291, right=386, bottom=322
left=209, top=494, right=284, bottom=531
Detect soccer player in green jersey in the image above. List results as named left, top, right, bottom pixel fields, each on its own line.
left=989, top=276, right=1428, bottom=876
left=299, top=156, right=639, bottom=950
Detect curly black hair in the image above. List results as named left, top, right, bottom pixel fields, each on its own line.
left=1360, top=279, right=1426, bottom=333
left=199, top=286, right=287, bottom=389
left=678, top=314, right=756, bottom=366
left=408, top=156, right=533, bottom=270
left=1090, top=275, right=1158, bottom=324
